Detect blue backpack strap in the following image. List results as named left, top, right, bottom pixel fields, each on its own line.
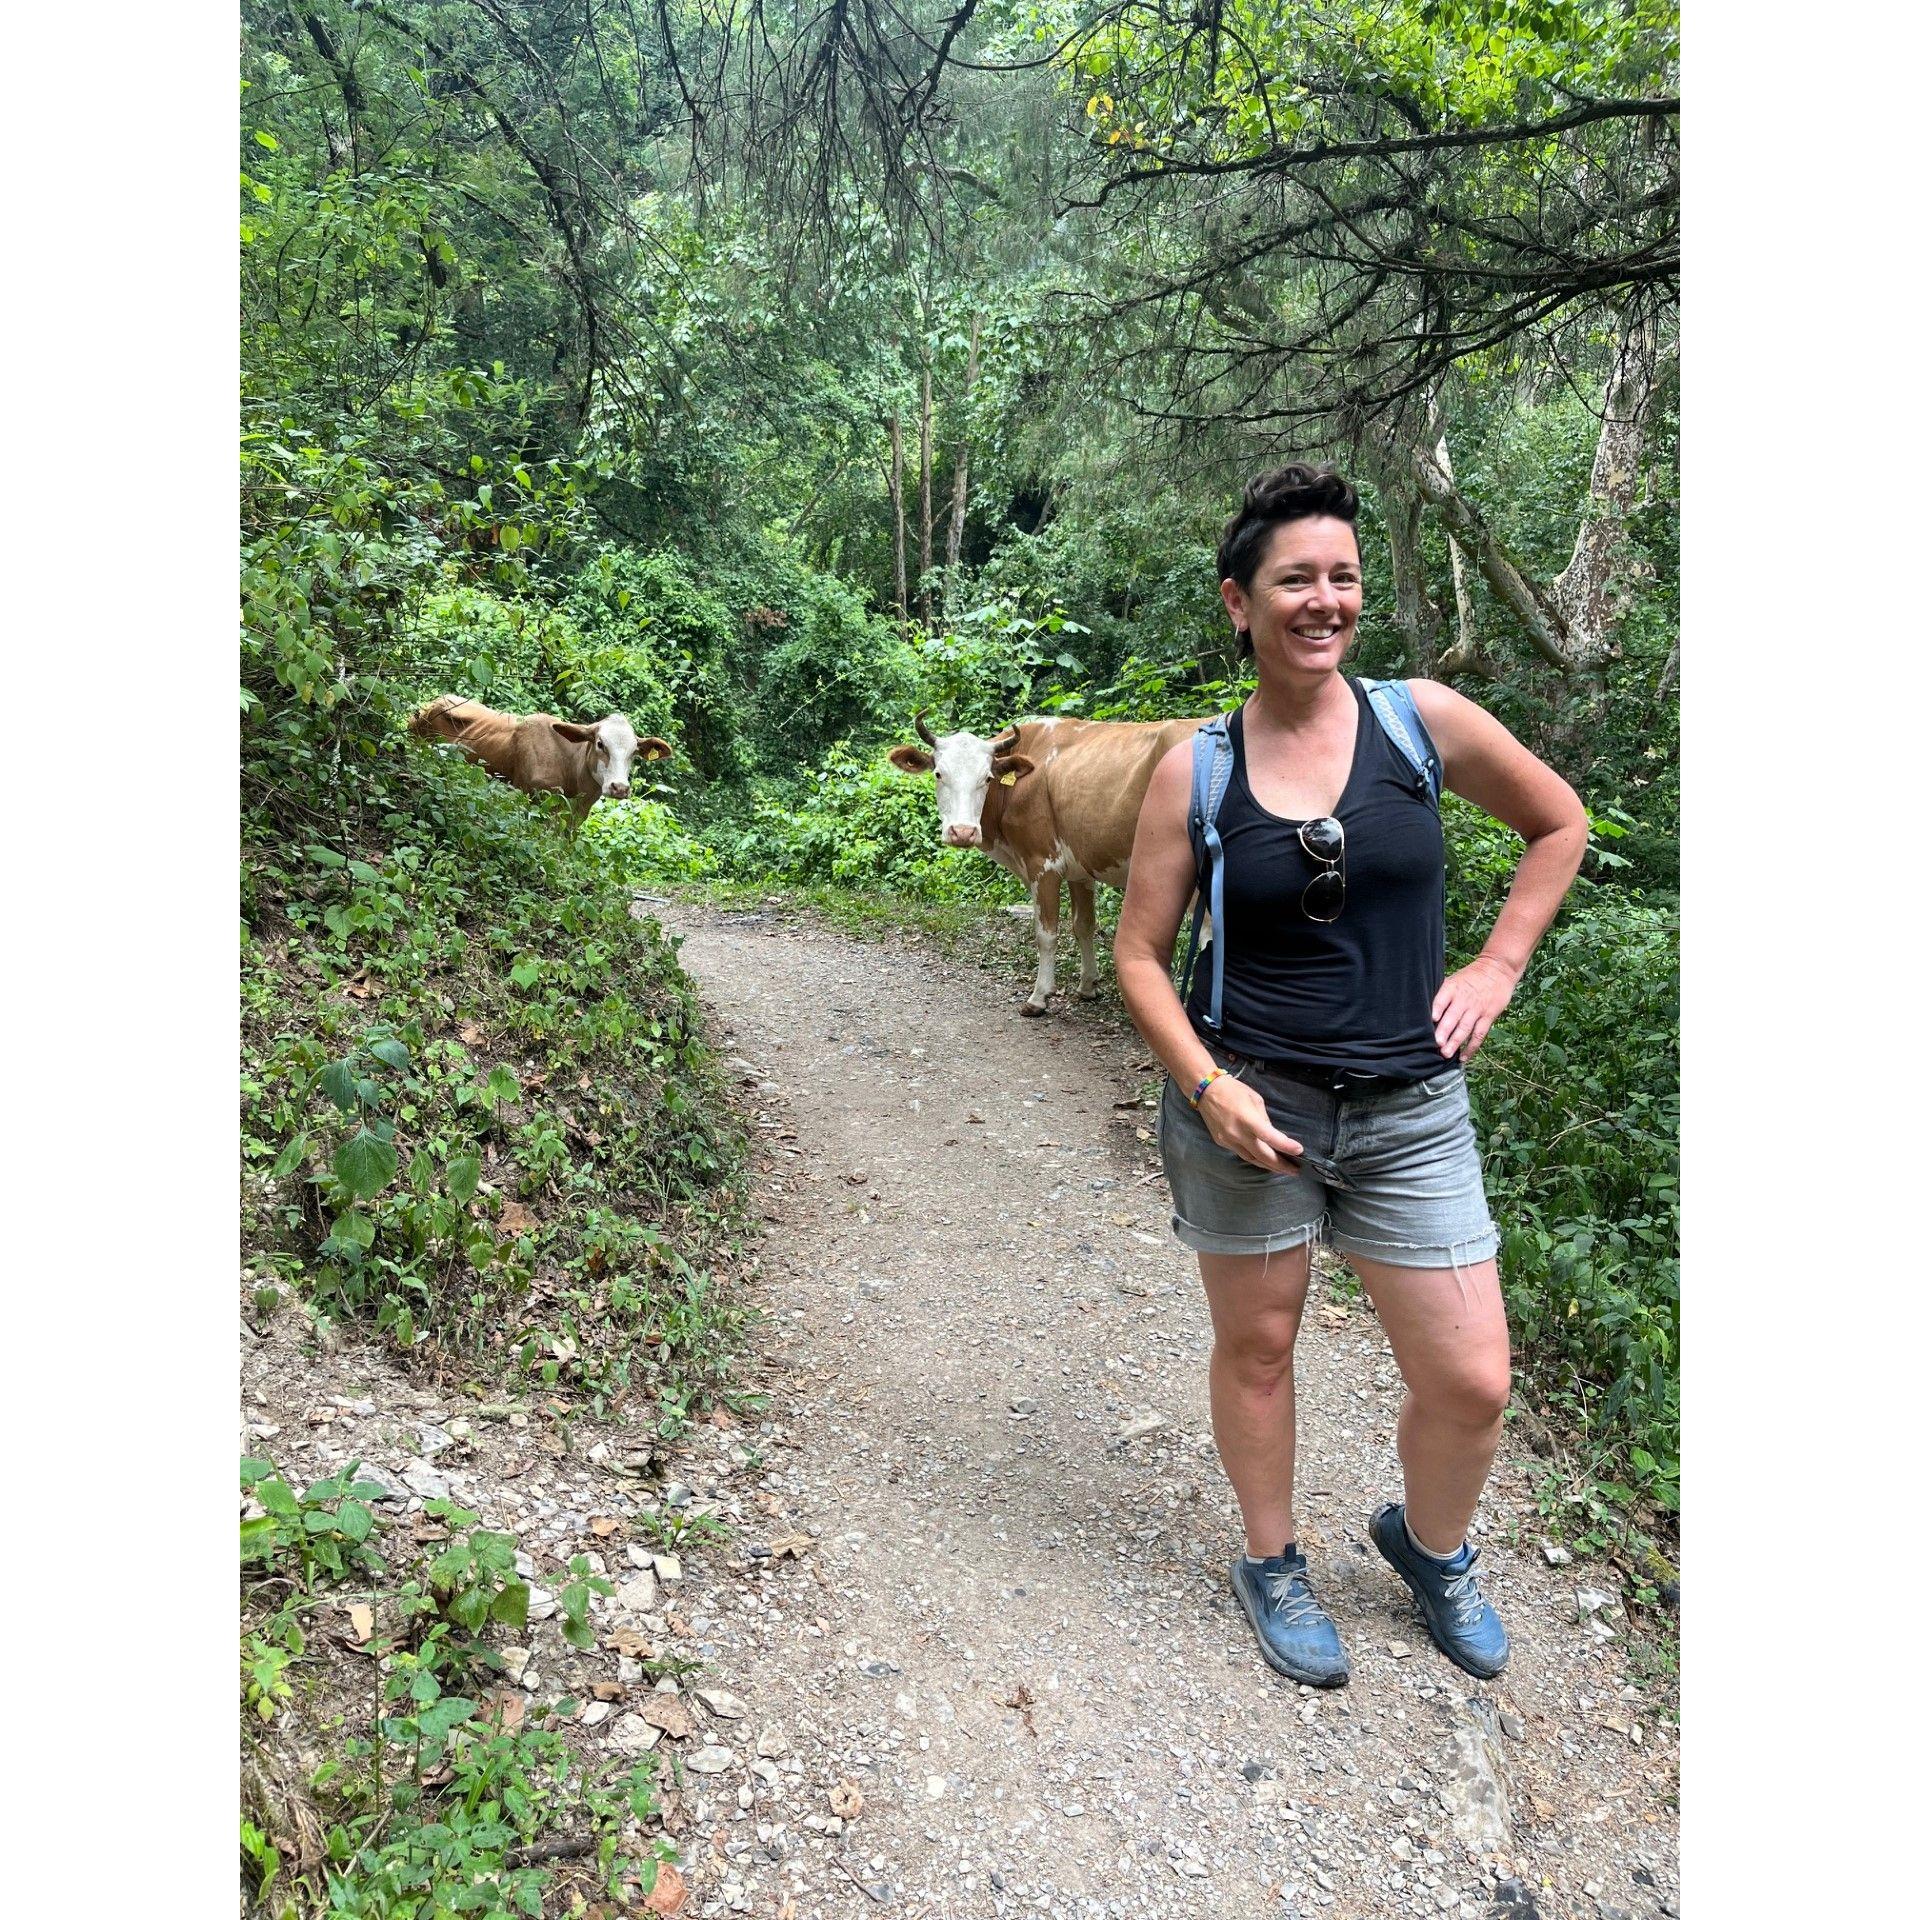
left=1360, top=677, right=1444, bottom=807
left=1178, top=714, right=1235, bottom=1032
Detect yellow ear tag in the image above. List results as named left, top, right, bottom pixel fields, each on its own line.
left=998, top=770, right=1018, bottom=785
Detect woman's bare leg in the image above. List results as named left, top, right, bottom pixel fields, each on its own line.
left=1344, top=1253, right=1510, bottom=1554
left=1197, top=1245, right=1313, bottom=1558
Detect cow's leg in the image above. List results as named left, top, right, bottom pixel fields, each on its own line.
left=1069, top=879, right=1099, bottom=999
left=568, top=792, right=597, bottom=832
left=1022, top=870, right=1062, bottom=1016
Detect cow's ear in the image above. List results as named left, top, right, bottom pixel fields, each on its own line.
left=552, top=720, right=598, bottom=743
left=991, top=754, right=1036, bottom=786
left=634, top=737, right=673, bottom=762
left=888, top=745, right=935, bottom=774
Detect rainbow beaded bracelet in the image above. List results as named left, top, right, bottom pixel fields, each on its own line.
left=1188, top=1068, right=1225, bottom=1110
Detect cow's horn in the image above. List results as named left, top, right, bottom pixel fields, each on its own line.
left=913, top=708, right=938, bottom=748
left=989, top=725, right=1019, bottom=753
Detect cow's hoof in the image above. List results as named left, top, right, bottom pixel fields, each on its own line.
left=1075, top=987, right=1099, bottom=1002
left=1019, top=1000, right=1049, bottom=1018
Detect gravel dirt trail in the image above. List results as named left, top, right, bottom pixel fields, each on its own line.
left=652, top=900, right=1678, bottom=1920
left=241, top=897, right=1678, bottom=1920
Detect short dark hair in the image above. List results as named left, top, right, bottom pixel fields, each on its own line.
left=1217, top=465, right=1361, bottom=652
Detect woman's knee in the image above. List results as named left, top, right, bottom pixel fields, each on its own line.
left=1420, top=1358, right=1509, bottom=1427
left=1215, top=1318, right=1303, bottom=1390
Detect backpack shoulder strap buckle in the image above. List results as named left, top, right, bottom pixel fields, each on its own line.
left=1359, top=676, right=1444, bottom=807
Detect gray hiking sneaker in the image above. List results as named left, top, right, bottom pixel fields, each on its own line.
left=1229, top=1546, right=1351, bottom=1688
left=1369, top=1502, right=1510, bottom=1678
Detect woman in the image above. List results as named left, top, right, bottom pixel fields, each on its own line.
left=1113, top=466, right=1587, bottom=1687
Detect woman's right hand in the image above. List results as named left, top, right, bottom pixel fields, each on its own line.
left=1197, top=1074, right=1305, bottom=1173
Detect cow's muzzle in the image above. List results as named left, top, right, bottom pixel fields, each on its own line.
left=943, top=824, right=981, bottom=849
left=607, top=782, right=631, bottom=799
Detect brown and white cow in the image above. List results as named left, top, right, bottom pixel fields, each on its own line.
left=889, top=709, right=1202, bottom=1015
left=408, top=695, right=672, bottom=826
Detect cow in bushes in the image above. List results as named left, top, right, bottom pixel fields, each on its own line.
left=889, top=709, right=1202, bottom=1014
left=408, top=696, right=672, bottom=827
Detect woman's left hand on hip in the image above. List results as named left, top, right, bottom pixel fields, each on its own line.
left=1431, top=956, right=1518, bottom=1062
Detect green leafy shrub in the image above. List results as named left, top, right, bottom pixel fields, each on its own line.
left=912, top=595, right=1094, bottom=727
left=1447, top=811, right=1679, bottom=1510
left=578, top=797, right=720, bottom=885
left=562, top=548, right=748, bottom=783
left=241, top=1457, right=389, bottom=1590
left=715, top=751, right=1023, bottom=905
left=393, top=587, right=682, bottom=746
left=421, top=1501, right=531, bottom=1636
left=242, top=750, right=753, bottom=1410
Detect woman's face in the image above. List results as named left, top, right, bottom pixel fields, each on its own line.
left=1221, top=515, right=1363, bottom=680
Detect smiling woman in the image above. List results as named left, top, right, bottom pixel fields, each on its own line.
left=1113, top=464, right=1590, bottom=1689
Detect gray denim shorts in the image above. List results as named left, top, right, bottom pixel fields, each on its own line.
left=1158, top=1049, right=1501, bottom=1270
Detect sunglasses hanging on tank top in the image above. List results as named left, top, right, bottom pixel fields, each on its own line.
left=1298, top=815, right=1345, bottom=921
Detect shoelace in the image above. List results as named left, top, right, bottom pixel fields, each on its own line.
left=1262, top=1565, right=1331, bottom=1628
left=1439, top=1548, right=1487, bottom=1628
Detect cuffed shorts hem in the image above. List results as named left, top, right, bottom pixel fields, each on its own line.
left=1157, top=1051, right=1500, bottom=1270
left=1329, top=1225, right=1502, bottom=1270
left=1170, top=1211, right=1326, bottom=1257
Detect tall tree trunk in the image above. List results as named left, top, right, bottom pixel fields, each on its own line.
left=1376, top=474, right=1444, bottom=670
left=298, top=8, right=366, bottom=166
left=1411, top=446, right=1577, bottom=668
left=1413, top=316, right=1667, bottom=672
left=944, top=313, right=982, bottom=593
left=1548, top=311, right=1663, bottom=656
left=1355, top=414, right=1442, bottom=670
left=916, top=362, right=935, bottom=627
left=1427, top=431, right=1495, bottom=680
left=886, top=414, right=908, bottom=628
left=1445, top=524, right=1480, bottom=674
left=1655, top=638, right=1679, bottom=702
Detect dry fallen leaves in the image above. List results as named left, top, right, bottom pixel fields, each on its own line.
left=497, top=1199, right=535, bottom=1237
left=606, top=1629, right=656, bottom=1659
left=589, top=1515, right=622, bottom=1537
left=459, top=1023, right=486, bottom=1046
left=828, top=1778, right=865, bottom=1820
left=763, top=1528, right=815, bottom=1560
left=591, top=1681, right=625, bottom=1703
left=639, top=1693, right=696, bottom=1740
left=1004, top=1682, right=1038, bottom=1737
left=346, top=1604, right=374, bottom=1644
left=641, top=1862, right=688, bottom=1914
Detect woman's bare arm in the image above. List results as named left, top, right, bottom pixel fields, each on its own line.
left=1409, top=679, right=1589, bottom=1061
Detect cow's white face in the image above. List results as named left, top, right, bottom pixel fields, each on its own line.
left=890, top=721, right=1040, bottom=849
left=926, top=730, right=1000, bottom=847
left=892, top=729, right=1017, bottom=847
left=592, top=715, right=639, bottom=799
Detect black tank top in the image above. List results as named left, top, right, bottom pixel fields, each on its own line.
left=1184, top=685, right=1453, bottom=1081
